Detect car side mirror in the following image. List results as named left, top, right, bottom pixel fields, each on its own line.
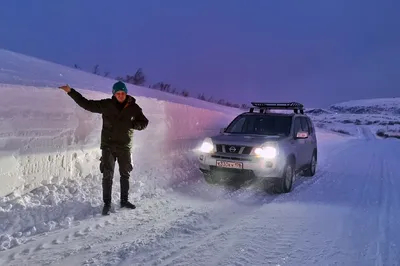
left=295, top=131, right=308, bottom=139
left=220, top=127, right=226, bottom=133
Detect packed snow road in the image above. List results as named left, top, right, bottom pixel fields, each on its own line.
left=1, top=130, right=400, bottom=266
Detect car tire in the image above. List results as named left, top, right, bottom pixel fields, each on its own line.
left=272, top=161, right=294, bottom=194
left=303, top=150, right=317, bottom=177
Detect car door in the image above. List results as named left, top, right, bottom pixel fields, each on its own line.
left=306, top=116, right=317, bottom=149
left=293, top=117, right=307, bottom=168
left=300, top=117, right=313, bottom=163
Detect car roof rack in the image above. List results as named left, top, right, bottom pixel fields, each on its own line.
left=249, top=102, right=304, bottom=114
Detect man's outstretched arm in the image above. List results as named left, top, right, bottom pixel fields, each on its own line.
left=59, top=84, right=104, bottom=114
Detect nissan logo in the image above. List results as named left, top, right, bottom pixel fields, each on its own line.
left=229, top=146, right=236, bottom=152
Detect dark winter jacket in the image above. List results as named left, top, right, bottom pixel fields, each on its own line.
left=67, top=88, right=149, bottom=150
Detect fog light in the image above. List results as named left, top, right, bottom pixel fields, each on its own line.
left=199, top=155, right=204, bottom=161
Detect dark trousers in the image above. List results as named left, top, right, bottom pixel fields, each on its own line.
left=100, top=147, right=133, bottom=205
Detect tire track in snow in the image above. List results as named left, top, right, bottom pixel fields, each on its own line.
left=1, top=197, right=202, bottom=266
left=375, top=143, right=400, bottom=265
left=2, top=216, right=118, bottom=266
left=335, top=138, right=400, bottom=265
left=87, top=192, right=279, bottom=265
left=275, top=137, right=400, bottom=265
left=287, top=139, right=358, bottom=196
left=376, top=151, right=388, bottom=266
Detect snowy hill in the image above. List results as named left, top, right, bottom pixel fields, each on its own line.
left=0, top=49, right=400, bottom=265
left=301, top=98, right=400, bottom=138
left=330, top=97, right=400, bottom=115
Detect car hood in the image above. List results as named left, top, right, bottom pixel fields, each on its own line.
left=212, top=133, right=287, bottom=146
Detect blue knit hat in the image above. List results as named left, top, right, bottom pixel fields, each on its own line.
left=112, top=81, right=128, bottom=94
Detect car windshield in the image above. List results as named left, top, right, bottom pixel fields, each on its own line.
left=225, top=114, right=292, bottom=136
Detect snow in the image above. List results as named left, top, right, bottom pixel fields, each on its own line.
left=306, top=98, right=400, bottom=139
left=1, top=48, right=400, bottom=265
left=331, top=97, right=400, bottom=111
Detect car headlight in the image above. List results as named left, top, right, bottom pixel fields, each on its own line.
left=254, top=145, right=277, bottom=159
left=199, top=137, right=214, bottom=153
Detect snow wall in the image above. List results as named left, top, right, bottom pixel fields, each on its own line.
left=0, top=84, right=239, bottom=198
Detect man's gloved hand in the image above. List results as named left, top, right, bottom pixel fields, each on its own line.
left=59, top=84, right=72, bottom=93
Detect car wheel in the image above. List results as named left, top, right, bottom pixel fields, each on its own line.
left=303, top=151, right=317, bottom=177
left=272, top=161, right=294, bottom=194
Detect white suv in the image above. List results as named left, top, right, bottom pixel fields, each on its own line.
left=197, top=102, right=317, bottom=193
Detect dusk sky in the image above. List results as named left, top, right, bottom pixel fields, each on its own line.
left=1, top=0, right=399, bottom=107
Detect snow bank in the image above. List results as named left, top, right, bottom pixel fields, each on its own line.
left=0, top=84, right=238, bottom=198
left=0, top=49, right=243, bottom=199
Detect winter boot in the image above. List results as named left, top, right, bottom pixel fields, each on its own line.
left=102, top=203, right=111, bottom=215
left=121, top=200, right=136, bottom=209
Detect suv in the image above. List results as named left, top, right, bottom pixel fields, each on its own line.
left=197, top=102, right=317, bottom=193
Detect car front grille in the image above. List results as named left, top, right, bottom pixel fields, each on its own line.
left=216, top=144, right=253, bottom=155
left=211, top=155, right=252, bottom=161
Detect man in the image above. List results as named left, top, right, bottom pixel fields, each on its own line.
left=59, top=81, right=149, bottom=215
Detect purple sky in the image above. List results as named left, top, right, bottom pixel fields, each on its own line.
left=1, top=0, right=399, bottom=107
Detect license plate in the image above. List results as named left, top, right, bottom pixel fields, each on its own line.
left=216, top=160, right=243, bottom=169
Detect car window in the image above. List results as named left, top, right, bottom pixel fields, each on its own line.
left=228, top=117, right=246, bottom=132
left=293, top=117, right=302, bottom=133
left=300, top=117, right=310, bottom=133
left=225, top=114, right=292, bottom=136
left=306, top=117, right=314, bottom=134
